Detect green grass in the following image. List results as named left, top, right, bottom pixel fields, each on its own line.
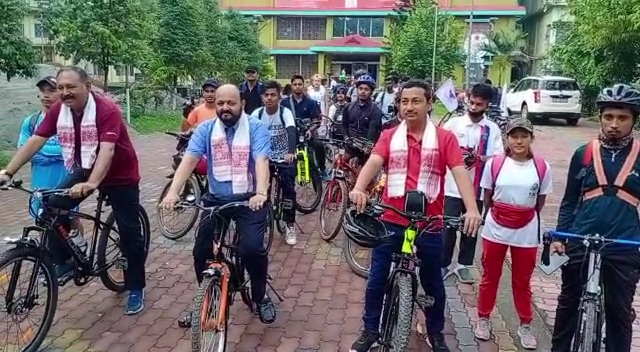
left=432, top=101, right=449, bottom=120
left=0, top=150, right=14, bottom=168
left=129, top=112, right=183, bottom=134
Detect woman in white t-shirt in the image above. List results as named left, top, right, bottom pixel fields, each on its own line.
left=307, top=74, right=329, bottom=116
left=474, top=118, right=552, bottom=350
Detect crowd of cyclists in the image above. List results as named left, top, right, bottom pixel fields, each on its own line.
left=1, top=63, right=640, bottom=352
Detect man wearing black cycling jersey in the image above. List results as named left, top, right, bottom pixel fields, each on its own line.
left=342, top=75, right=383, bottom=165
left=552, top=84, right=640, bottom=352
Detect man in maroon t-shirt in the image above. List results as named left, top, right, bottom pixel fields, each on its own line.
left=346, top=80, right=483, bottom=352
left=0, top=66, right=147, bottom=316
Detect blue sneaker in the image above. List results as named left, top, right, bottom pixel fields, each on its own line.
left=125, top=290, right=145, bottom=315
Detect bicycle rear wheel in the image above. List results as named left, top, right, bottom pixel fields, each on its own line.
left=572, top=298, right=601, bottom=352
left=380, top=273, right=414, bottom=352
left=98, top=205, right=151, bottom=292
left=191, top=275, right=228, bottom=352
left=0, top=247, right=58, bottom=352
left=319, top=180, right=348, bottom=242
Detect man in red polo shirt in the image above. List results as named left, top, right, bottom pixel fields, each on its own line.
left=348, top=80, right=483, bottom=352
left=0, top=66, right=147, bottom=316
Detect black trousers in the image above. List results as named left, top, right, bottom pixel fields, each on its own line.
left=277, top=165, right=296, bottom=224
left=47, top=173, right=146, bottom=290
left=307, top=138, right=326, bottom=172
left=442, top=196, right=483, bottom=267
left=192, top=194, right=269, bottom=303
left=551, top=246, right=640, bottom=352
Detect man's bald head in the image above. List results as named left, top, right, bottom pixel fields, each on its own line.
left=215, top=84, right=244, bottom=126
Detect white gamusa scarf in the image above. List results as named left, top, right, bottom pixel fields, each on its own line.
left=210, top=114, right=252, bottom=194
left=387, top=118, right=441, bottom=201
left=56, top=93, right=98, bottom=171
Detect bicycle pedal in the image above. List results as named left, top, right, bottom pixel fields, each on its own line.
left=57, top=273, right=74, bottom=287
left=416, top=293, right=435, bottom=309
left=114, top=257, right=128, bottom=270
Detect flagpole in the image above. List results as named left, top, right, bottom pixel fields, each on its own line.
left=431, top=3, right=439, bottom=83
left=464, top=0, right=475, bottom=90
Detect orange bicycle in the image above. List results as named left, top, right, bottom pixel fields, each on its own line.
left=176, top=197, right=282, bottom=352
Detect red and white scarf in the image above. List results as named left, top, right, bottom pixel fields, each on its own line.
left=387, top=118, right=440, bottom=201
left=56, top=93, right=98, bottom=171
left=211, top=114, right=252, bottom=194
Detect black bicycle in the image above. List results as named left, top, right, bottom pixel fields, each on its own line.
left=366, top=199, right=463, bottom=351
left=541, top=230, right=640, bottom=352
left=0, top=179, right=151, bottom=352
left=174, top=197, right=283, bottom=352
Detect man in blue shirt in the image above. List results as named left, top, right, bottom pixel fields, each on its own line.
left=281, top=74, right=328, bottom=179
left=160, top=84, right=276, bottom=326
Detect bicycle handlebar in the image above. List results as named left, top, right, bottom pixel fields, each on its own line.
left=540, top=230, right=640, bottom=266
left=165, top=131, right=190, bottom=140
left=368, top=201, right=465, bottom=227
left=175, top=199, right=250, bottom=213
left=0, top=179, right=70, bottom=198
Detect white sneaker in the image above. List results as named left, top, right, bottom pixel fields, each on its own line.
left=517, top=324, right=537, bottom=350
left=285, top=224, right=297, bottom=245
left=474, top=318, right=492, bottom=341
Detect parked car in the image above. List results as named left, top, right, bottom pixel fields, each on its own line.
left=505, top=76, right=582, bottom=126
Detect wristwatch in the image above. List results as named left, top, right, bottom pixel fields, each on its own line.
left=0, top=170, right=13, bottom=177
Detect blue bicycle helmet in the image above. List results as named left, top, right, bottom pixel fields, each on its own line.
left=356, top=75, right=376, bottom=89
left=596, top=84, right=640, bottom=114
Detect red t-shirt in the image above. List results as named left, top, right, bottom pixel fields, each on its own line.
left=372, top=126, right=464, bottom=227
left=35, top=94, right=140, bottom=186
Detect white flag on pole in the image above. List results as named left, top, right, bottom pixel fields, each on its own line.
left=435, top=78, right=459, bottom=113
left=499, top=82, right=509, bottom=117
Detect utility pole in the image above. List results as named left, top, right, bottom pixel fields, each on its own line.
left=464, top=0, right=475, bottom=90
left=431, top=2, right=439, bottom=83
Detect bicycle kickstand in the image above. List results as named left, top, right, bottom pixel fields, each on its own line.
left=265, top=276, right=284, bottom=302
left=294, top=220, right=306, bottom=235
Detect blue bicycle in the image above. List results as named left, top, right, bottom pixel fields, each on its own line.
left=542, top=231, right=640, bottom=352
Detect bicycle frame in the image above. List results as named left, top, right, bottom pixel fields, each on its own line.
left=5, top=190, right=120, bottom=309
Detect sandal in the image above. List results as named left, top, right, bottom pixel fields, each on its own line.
left=178, top=311, right=192, bottom=328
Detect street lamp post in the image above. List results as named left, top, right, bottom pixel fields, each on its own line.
left=464, top=0, right=475, bottom=89
left=431, top=3, right=439, bottom=83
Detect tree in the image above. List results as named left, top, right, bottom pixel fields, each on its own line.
left=151, top=0, right=210, bottom=88
left=42, top=0, right=154, bottom=87
left=0, top=0, right=41, bottom=81
left=211, top=10, right=272, bottom=83
left=551, top=0, right=640, bottom=111
left=387, top=0, right=464, bottom=81
left=482, top=28, right=529, bottom=84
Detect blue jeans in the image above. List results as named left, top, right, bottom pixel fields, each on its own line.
left=363, top=222, right=446, bottom=334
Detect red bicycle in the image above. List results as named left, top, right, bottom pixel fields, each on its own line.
left=318, top=137, right=373, bottom=242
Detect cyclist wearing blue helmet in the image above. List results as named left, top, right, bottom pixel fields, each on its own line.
left=551, top=83, right=640, bottom=352
left=341, top=74, right=384, bottom=165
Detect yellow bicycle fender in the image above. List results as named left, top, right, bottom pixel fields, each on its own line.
left=402, top=228, right=417, bottom=254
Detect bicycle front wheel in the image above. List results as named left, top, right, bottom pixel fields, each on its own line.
left=191, top=275, right=228, bottom=352
left=380, top=273, right=414, bottom=352
left=319, top=180, right=348, bottom=242
left=572, top=298, right=601, bottom=352
left=0, top=247, right=58, bottom=352
left=157, top=176, right=201, bottom=240
left=344, top=235, right=371, bottom=278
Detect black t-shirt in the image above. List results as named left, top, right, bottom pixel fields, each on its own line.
left=240, top=82, right=264, bottom=115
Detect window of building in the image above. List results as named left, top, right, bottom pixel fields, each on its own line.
left=276, top=17, right=326, bottom=40
left=275, top=55, right=318, bottom=80
left=34, top=22, right=46, bottom=38
left=333, top=17, right=384, bottom=38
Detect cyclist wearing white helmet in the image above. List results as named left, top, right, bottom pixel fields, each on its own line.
left=551, top=83, right=640, bottom=352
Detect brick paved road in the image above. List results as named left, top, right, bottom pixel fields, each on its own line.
left=0, top=120, right=637, bottom=352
